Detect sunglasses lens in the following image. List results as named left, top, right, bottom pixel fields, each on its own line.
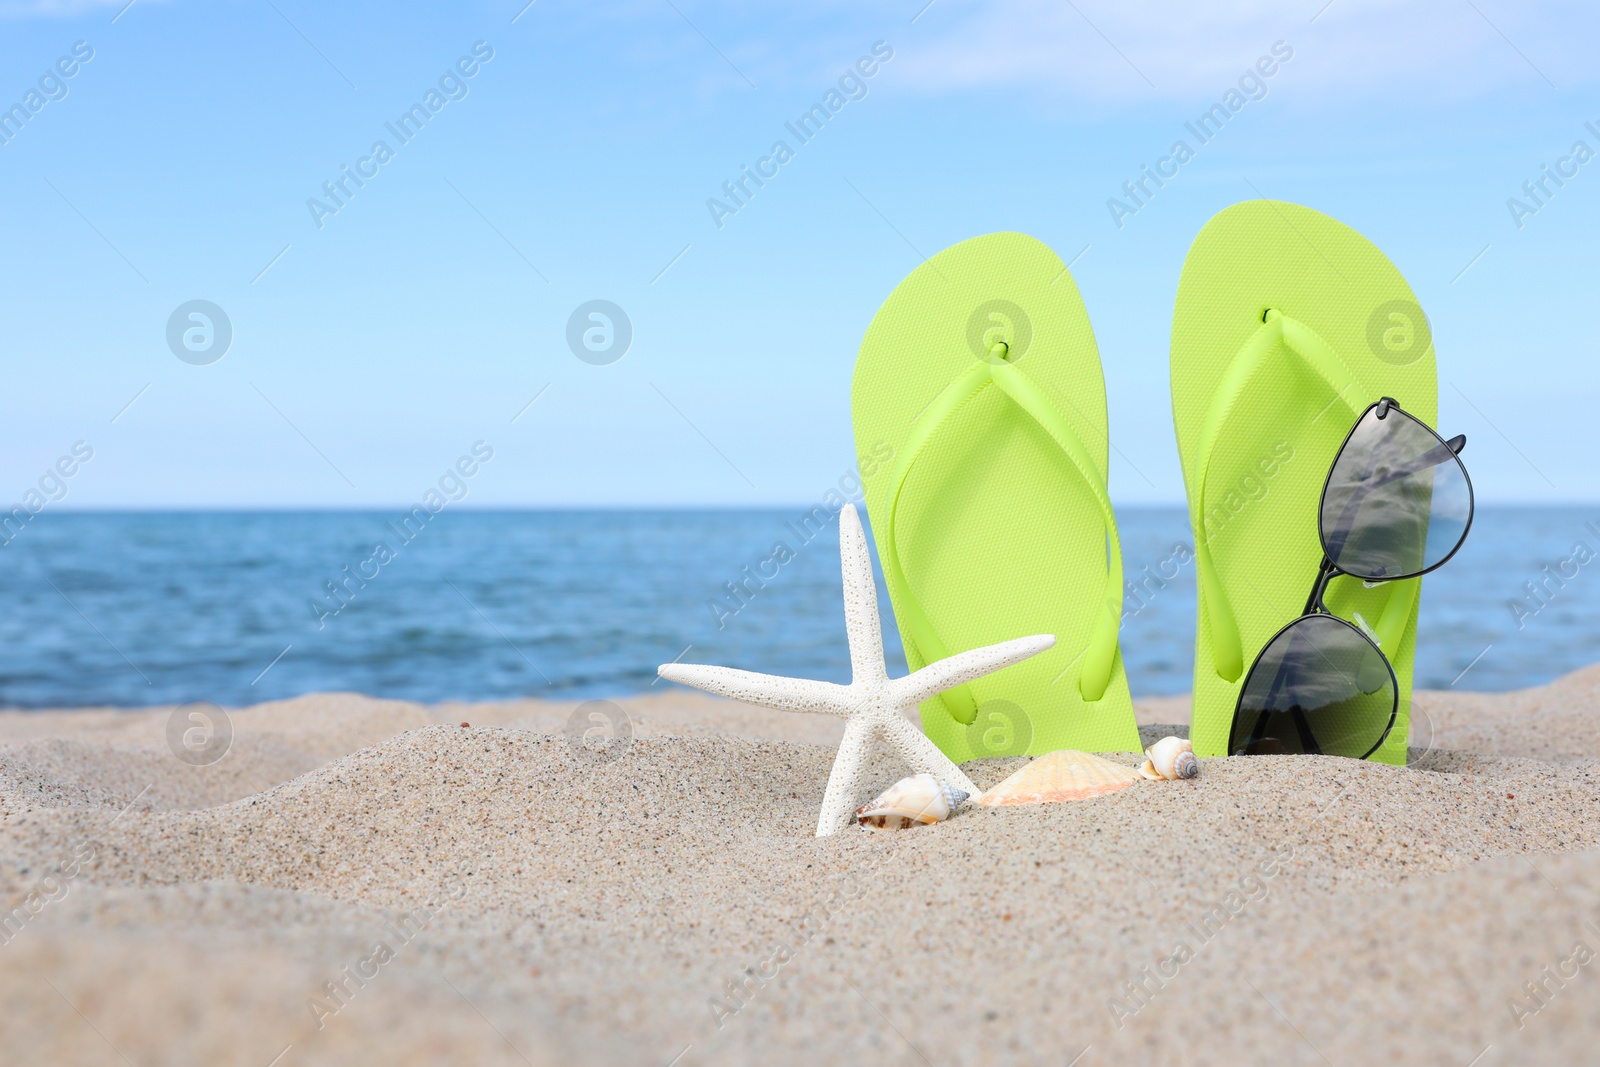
left=1230, top=615, right=1397, bottom=758
left=1320, top=405, right=1472, bottom=579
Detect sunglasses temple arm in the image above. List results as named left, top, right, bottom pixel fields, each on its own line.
left=1323, top=430, right=1465, bottom=559
left=1240, top=707, right=1273, bottom=752
left=1368, top=439, right=1466, bottom=491
left=1323, top=415, right=1391, bottom=558
left=1323, top=483, right=1372, bottom=561
left=1277, top=612, right=1323, bottom=755
left=1238, top=624, right=1309, bottom=752
left=1289, top=706, right=1324, bottom=756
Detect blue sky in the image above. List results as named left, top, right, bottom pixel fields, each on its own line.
left=1, top=0, right=1596, bottom=508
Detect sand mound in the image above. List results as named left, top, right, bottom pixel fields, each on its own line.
left=4, top=676, right=1600, bottom=1064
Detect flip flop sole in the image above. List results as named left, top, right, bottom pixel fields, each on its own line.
left=1171, top=201, right=1437, bottom=764
left=853, top=232, right=1140, bottom=760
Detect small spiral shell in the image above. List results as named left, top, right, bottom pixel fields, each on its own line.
left=856, top=774, right=969, bottom=829
left=1139, top=736, right=1199, bottom=781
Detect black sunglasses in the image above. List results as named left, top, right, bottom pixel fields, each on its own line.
left=1229, top=397, right=1474, bottom=759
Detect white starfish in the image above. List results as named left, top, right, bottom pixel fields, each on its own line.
left=658, top=503, right=1054, bottom=836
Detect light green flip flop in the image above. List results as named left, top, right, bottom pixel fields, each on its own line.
left=1171, top=200, right=1437, bottom=765
left=852, top=232, right=1141, bottom=762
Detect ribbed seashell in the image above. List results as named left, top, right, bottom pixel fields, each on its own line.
left=976, top=750, right=1141, bottom=807
left=1138, top=736, right=1199, bottom=781
left=856, top=774, right=969, bottom=830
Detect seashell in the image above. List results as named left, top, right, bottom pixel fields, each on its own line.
left=1138, top=736, right=1199, bottom=781
left=977, top=750, right=1141, bottom=807
left=856, top=773, right=970, bottom=830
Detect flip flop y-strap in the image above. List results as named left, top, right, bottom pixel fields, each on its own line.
left=882, top=344, right=1123, bottom=723
left=1192, top=310, right=1416, bottom=681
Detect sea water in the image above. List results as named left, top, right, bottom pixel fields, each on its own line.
left=0, top=507, right=1593, bottom=708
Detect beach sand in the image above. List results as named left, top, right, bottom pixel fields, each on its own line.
left=4, top=672, right=1600, bottom=1065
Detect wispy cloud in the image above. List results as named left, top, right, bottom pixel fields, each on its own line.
left=891, top=0, right=1591, bottom=102
left=587, top=0, right=1592, bottom=105
left=0, top=0, right=136, bottom=16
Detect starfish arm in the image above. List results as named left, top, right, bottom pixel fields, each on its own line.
left=888, top=634, right=1056, bottom=709
left=656, top=664, right=852, bottom=716
left=875, top=707, right=981, bottom=800
left=816, top=715, right=876, bottom=837
left=838, top=504, right=889, bottom=687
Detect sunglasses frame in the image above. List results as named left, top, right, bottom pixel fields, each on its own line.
left=1229, top=397, right=1472, bottom=760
